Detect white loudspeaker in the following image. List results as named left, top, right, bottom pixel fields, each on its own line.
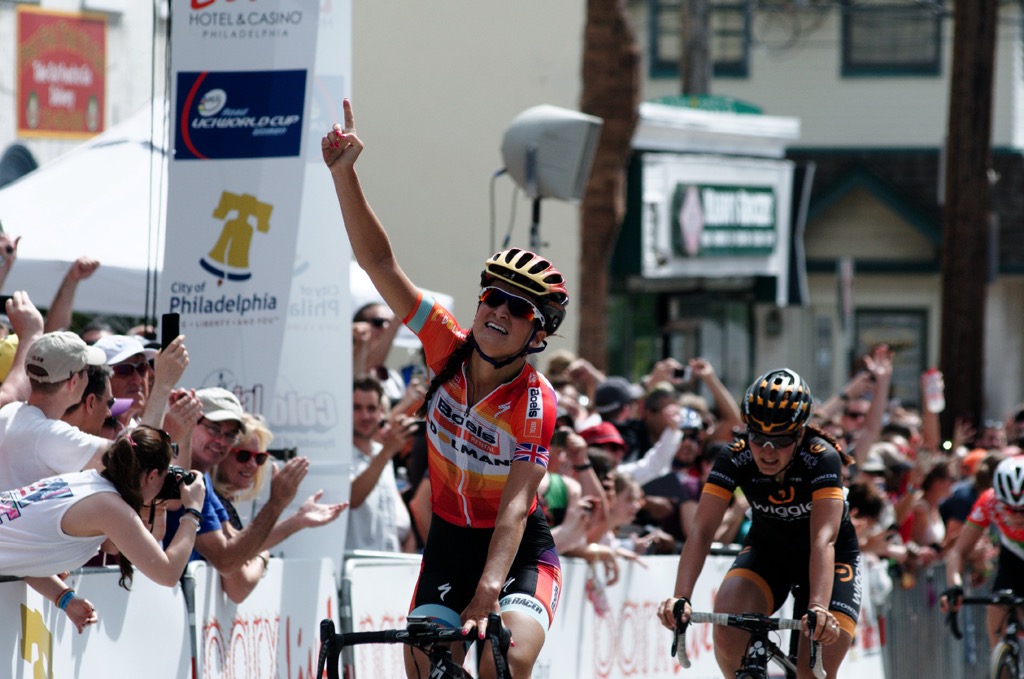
left=500, top=105, right=604, bottom=202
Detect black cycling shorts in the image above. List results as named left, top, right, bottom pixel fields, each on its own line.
left=724, top=522, right=862, bottom=636
left=409, top=505, right=562, bottom=631
left=992, top=546, right=1024, bottom=594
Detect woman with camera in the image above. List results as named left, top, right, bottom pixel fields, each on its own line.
left=0, top=425, right=204, bottom=633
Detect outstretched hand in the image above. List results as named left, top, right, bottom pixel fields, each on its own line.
left=292, top=490, right=348, bottom=529
left=65, top=595, right=98, bottom=634
left=321, top=99, right=363, bottom=171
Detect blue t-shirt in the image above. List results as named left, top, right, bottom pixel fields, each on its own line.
left=163, top=472, right=229, bottom=562
left=939, top=479, right=977, bottom=525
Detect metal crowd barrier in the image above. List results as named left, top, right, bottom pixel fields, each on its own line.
left=878, top=561, right=992, bottom=679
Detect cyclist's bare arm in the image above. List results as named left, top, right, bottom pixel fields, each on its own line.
left=657, top=492, right=729, bottom=630
left=322, top=99, right=418, bottom=320
left=462, top=460, right=546, bottom=636
left=806, top=496, right=843, bottom=642
left=940, top=521, right=986, bottom=614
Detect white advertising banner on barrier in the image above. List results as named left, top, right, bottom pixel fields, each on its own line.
left=191, top=558, right=338, bottom=679
left=162, top=0, right=320, bottom=408
left=1, top=569, right=190, bottom=678
left=340, top=554, right=885, bottom=679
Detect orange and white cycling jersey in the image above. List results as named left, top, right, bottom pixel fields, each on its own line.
left=404, top=293, right=557, bottom=528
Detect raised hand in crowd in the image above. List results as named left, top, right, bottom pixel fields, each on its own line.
left=642, top=357, right=686, bottom=391
left=267, top=456, right=311, bottom=511
left=0, top=231, right=19, bottom=291
left=44, top=256, right=101, bottom=333
left=565, top=357, right=606, bottom=403
left=0, top=290, right=44, bottom=406
left=352, top=321, right=373, bottom=376
left=162, top=388, right=202, bottom=466
left=391, top=377, right=427, bottom=418
left=140, top=335, right=189, bottom=429
left=689, top=357, right=744, bottom=440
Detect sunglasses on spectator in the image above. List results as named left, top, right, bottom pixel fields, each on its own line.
left=234, top=449, right=268, bottom=465
left=478, top=287, right=540, bottom=323
left=681, top=429, right=702, bottom=442
left=843, top=410, right=868, bottom=420
left=111, top=361, right=150, bottom=377
left=199, top=418, right=241, bottom=445
left=747, top=429, right=800, bottom=448
left=366, top=317, right=390, bottom=328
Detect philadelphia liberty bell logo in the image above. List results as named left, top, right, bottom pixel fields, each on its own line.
left=199, top=191, right=273, bottom=282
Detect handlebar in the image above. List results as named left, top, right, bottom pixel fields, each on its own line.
left=317, top=613, right=512, bottom=679
left=945, top=589, right=1024, bottom=641
left=672, top=605, right=825, bottom=679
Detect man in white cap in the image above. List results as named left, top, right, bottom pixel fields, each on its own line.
left=0, top=331, right=113, bottom=490
left=94, top=333, right=190, bottom=433
left=163, top=387, right=306, bottom=598
left=93, top=334, right=156, bottom=427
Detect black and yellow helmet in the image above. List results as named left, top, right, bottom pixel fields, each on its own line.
left=743, top=368, right=813, bottom=434
left=480, top=248, right=569, bottom=334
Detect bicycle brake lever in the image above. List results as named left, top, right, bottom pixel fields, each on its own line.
left=946, top=608, right=963, bottom=640
left=317, top=619, right=336, bottom=679
left=671, top=600, right=691, bottom=668
left=485, top=612, right=512, bottom=679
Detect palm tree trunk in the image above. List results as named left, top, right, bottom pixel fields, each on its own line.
left=578, top=0, right=641, bottom=370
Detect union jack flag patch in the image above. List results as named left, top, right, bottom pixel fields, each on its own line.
left=513, top=442, right=550, bottom=468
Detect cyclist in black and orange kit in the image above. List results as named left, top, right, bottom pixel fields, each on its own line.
left=323, top=101, right=565, bottom=679
left=657, top=368, right=862, bottom=679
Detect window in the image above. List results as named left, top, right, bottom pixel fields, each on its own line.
left=841, top=0, right=942, bottom=76
left=649, top=0, right=751, bottom=80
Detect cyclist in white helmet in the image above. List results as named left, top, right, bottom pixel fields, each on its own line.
left=942, top=455, right=1024, bottom=648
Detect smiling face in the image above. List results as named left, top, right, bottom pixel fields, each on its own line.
left=218, top=432, right=264, bottom=493
left=471, top=281, right=546, bottom=361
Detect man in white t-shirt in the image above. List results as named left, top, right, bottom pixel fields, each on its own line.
left=0, top=331, right=111, bottom=490
left=346, top=376, right=412, bottom=553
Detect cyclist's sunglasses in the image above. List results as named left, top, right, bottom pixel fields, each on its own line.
left=747, top=429, right=800, bottom=448
left=478, top=287, right=540, bottom=323
left=234, top=449, right=269, bottom=465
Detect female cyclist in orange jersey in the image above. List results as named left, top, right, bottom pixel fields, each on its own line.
left=323, top=100, right=567, bottom=679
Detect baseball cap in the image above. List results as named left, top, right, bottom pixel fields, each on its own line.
left=593, top=376, right=644, bottom=415
left=26, top=331, right=106, bottom=384
left=93, top=334, right=158, bottom=366
left=961, top=448, right=988, bottom=477
left=196, top=387, right=244, bottom=426
left=579, top=421, right=627, bottom=452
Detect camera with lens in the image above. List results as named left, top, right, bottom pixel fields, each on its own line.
left=156, top=464, right=197, bottom=501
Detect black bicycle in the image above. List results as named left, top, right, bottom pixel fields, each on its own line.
left=317, top=612, right=513, bottom=679
left=946, top=588, right=1024, bottom=679
left=672, top=603, right=825, bottom=679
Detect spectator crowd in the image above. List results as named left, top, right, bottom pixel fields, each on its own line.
left=1, top=230, right=1020, bottom=646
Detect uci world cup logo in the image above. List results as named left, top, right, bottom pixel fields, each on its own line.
left=199, top=191, right=273, bottom=283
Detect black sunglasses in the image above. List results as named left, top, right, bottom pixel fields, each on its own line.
left=234, top=449, right=269, bottom=465
left=478, top=287, right=540, bottom=322
left=747, top=429, right=800, bottom=448
left=111, top=361, right=149, bottom=377
left=367, top=317, right=390, bottom=328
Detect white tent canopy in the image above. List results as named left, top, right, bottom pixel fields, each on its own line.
left=0, top=100, right=453, bottom=344
left=0, top=100, right=167, bottom=316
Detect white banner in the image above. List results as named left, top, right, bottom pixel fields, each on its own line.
left=1, top=569, right=189, bottom=678
left=162, top=0, right=320, bottom=409
left=263, top=0, right=354, bottom=576
left=341, top=554, right=886, bottom=679
left=191, top=559, right=338, bottom=679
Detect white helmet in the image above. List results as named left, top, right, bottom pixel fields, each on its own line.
left=993, top=456, right=1024, bottom=509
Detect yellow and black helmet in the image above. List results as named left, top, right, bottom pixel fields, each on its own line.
left=480, top=248, right=569, bottom=333
left=743, top=368, right=813, bottom=434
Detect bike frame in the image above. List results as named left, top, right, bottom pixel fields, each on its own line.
left=948, top=590, right=1024, bottom=679
left=316, top=613, right=512, bottom=679
left=673, top=610, right=825, bottom=679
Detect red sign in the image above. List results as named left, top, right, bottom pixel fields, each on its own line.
left=16, top=7, right=106, bottom=139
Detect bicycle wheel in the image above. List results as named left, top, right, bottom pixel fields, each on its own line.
left=990, top=641, right=1019, bottom=679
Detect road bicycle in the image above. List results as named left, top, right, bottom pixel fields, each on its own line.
left=316, top=612, right=512, bottom=679
left=946, top=589, right=1024, bottom=679
left=672, top=602, right=825, bottom=679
